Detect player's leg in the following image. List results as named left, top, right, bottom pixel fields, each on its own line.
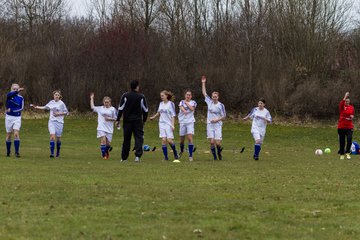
left=187, top=123, right=195, bottom=160
left=207, top=125, right=217, bottom=160
left=252, top=131, right=262, bottom=160
left=121, top=121, right=132, bottom=161
left=214, top=126, right=223, bottom=160
left=55, top=122, right=63, bottom=157
left=13, top=118, right=21, bottom=157
left=105, top=134, right=112, bottom=159
left=5, top=116, right=13, bottom=156
left=166, top=126, right=178, bottom=159
left=338, top=129, right=346, bottom=159
left=48, top=121, right=56, bottom=157
left=133, top=120, right=144, bottom=161
left=100, top=136, right=108, bottom=159
left=161, top=137, right=169, bottom=160
left=345, top=129, right=353, bottom=159
left=179, top=124, right=186, bottom=156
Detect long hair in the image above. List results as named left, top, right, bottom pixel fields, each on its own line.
left=53, top=90, right=62, bottom=99
left=161, top=90, right=175, bottom=102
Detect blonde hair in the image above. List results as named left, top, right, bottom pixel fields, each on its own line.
left=161, top=90, right=175, bottom=102
left=103, top=96, right=112, bottom=103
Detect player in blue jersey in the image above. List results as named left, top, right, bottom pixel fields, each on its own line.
left=150, top=90, right=179, bottom=161
left=201, top=76, right=226, bottom=160
left=5, top=83, right=24, bottom=157
left=178, top=90, right=197, bottom=161
left=31, top=90, right=69, bottom=158
left=243, top=98, right=272, bottom=160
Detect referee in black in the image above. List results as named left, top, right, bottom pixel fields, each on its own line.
left=116, top=80, right=148, bottom=162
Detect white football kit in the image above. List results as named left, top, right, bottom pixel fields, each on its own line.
left=205, top=96, right=226, bottom=140
left=249, top=107, right=272, bottom=142
left=158, top=101, right=176, bottom=139
left=93, top=106, right=117, bottom=142
left=45, top=100, right=68, bottom=137
left=178, top=100, right=197, bottom=136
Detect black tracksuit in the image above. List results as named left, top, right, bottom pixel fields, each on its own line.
left=117, top=90, right=148, bottom=160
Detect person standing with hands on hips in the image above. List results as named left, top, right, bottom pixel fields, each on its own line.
left=116, top=80, right=148, bottom=163
left=337, top=92, right=354, bottom=160
left=201, top=75, right=226, bottom=160
left=5, top=83, right=24, bottom=158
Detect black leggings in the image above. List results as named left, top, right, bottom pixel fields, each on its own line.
left=338, top=129, right=353, bottom=155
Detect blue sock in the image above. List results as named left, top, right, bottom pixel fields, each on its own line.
left=170, top=143, right=178, bottom=158
left=254, top=144, right=261, bottom=157
left=180, top=143, right=184, bottom=153
left=188, top=144, right=194, bottom=157
left=217, top=145, right=222, bottom=154
left=211, top=146, right=217, bottom=160
left=162, top=145, right=168, bottom=160
left=14, top=139, right=20, bottom=154
left=50, top=140, right=55, bottom=155
left=101, top=145, right=106, bottom=157
left=56, top=141, right=61, bottom=157
left=6, top=141, right=11, bottom=155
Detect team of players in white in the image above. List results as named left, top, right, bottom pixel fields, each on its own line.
left=6, top=77, right=272, bottom=161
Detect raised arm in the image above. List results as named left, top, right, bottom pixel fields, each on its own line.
left=343, top=92, right=350, bottom=100
left=201, top=75, right=208, bottom=97
left=90, top=92, right=95, bottom=110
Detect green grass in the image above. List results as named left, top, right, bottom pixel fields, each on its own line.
left=1, top=118, right=360, bottom=239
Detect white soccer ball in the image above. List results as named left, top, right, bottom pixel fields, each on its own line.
left=315, top=149, right=323, bottom=156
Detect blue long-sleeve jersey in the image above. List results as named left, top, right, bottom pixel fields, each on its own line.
left=6, top=91, right=24, bottom=117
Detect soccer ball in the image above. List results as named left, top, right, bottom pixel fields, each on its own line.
left=324, top=148, right=331, bottom=154
left=315, top=149, right=323, bottom=156
left=143, top=145, right=151, bottom=151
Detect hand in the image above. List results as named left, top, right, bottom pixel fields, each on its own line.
left=210, top=119, right=218, bottom=123
left=150, top=116, right=155, bottom=120
left=90, top=92, right=94, bottom=99
left=53, top=111, right=61, bottom=117
left=18, top=87, right=24, bottom=92
left=345, top=92, right=350, bottom=98
left=201, top=75, right=206, bottom=83
left=6, top=108, right=10, bottom=113
left=171, top=125, right=175, bottom=131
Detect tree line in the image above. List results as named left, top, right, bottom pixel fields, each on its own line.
left=0, top=0, right=359, bottom=118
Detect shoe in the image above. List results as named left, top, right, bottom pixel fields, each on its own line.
left=165, top=158, right=169, bottom=161
left=121, top=159, right=127, bottom=162
left=103, top=155, right=108, bottom=160
left=108, top=146, right=113, bottom=152
left=6, top=153, right=10, bottom=157
left=346, top=153, right=351, bottom=160
left=254, top=155, right=259, bottom=161
left=340, top=155, right=345, bottom=160
left=193, top=147, right=196, bottom=152
left=178, top=151, right=183, bottom=158
left=134, top=157, right=140, bottom=162
left=15, top=153, right=20, bottom=158
left=56, top=153, right=60, bottom=158
left=50, top=154, right=54, bottom=158
left=189, top=157, right=193, bottom=162
left=105, top=151, right=110, bottom=159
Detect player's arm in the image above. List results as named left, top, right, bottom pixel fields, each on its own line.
left=90, top=93, right=95, bottom=110
left=243, top=108, right=255, bottom=121
left=31, top=105, right=47, bottom=110
left=54, top=103, right=69, bottom=117
left=141, top=95, right=149, bottom=122
left=179, top=101, right=187, bottom=113
left=150, top=112, right=159, bottom=120
left=201, top=75, right=208, bottom=98
left=211, top=104, right=226, bottom=123
left=171, top=117, right=175, bottom=130
left=12, top=98, right=24, bottom=112
left=184, top=101, right=195, bottom=111
left=7, top=87, right=24, bottom=99
left=116, top=94, right=127, bottom=122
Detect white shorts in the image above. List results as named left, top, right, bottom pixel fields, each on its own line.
left=5, top=115, right=22, bottom=133
left=207, top=123, right=222, bottom=140
left=159, top=124, right=174, bottom=139
left=97, top=130, right=113, bottom=142
left=48, top=120, right=64, bottom=137
left=179, top=122, right=194, bottom=136
left=252, top=130, right=265, bottom=143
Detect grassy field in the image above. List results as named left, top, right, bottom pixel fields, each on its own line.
left=1, top=118, right=360, bottom=239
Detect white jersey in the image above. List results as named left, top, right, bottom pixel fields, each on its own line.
left=205, top=96, right=226, bottom=126
left=249, top=107, right=272, bottom=135
left=93, top=106, right=117, bottom=134
left=178, top=100, right=197, bottom=123
left=45, top=100, right=68, bottom=123
left=158, top=101, right=176, bottom=127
